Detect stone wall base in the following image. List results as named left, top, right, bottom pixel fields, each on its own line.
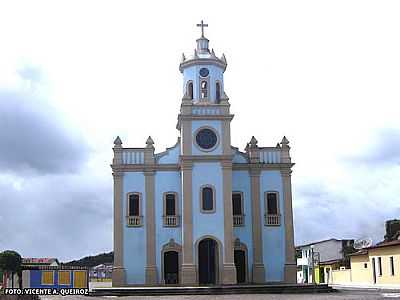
left=145, top=265, right=158, bottom=285
left=252, top=263, right=266, bottom=283
left=112, top=267, right=126, bottom=287
left=222, top=263, right=237, bottom=284
left=284, top=263, right=297, bottom=284
left=181, top=264, right=197, bottom=285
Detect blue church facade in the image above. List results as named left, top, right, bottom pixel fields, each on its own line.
left=111, top=23, right=296, bottom=286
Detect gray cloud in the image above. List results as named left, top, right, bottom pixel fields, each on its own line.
left=345, top=128, right=400, bottom=166
left=293, top=180, right=400, bottom=246
left=0, top=66, right=106, bottom=261
left=0, top=174, right=112, bottom=261
left=0, top=89, right=89, bottom=175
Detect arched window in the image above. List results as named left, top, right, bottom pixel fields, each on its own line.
left=200, top=80, right=208, bottom=99
left=201, top=186, right=215, bottom=212
left=187, top=82, right=193, bottom=99
left=216, top=82, right=221, bottom=103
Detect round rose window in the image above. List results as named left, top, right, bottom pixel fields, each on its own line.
left=195, top=128, right=218, bottom=150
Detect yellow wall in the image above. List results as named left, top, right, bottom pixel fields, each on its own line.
left=350, top=254, right=371, bottom=284
left=332, top=269, right=351, bottom=284
left=314, top=267, right=320, bottom=284
left=369, top=246, right=400, bottom=285
left=319, top=265, right=335, bottom=284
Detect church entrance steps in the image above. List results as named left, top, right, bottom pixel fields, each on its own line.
left=90, top=283, right=336, bottom=296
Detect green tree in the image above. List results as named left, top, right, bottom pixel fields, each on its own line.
left=0, top=250, right=22, bottom=288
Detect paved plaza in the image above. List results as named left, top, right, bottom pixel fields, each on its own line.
left=39, top=290, right=400, bottom=300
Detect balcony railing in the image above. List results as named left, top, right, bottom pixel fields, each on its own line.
left=259, top=148, right=281, bottom=164
left=192, top=107, right=221, bottom=115
left=127, top=215, right=143, bottom=227
left=265, top=214, right=281, bottom=226
left=163, top=215, right=180, bottom=227
left=121, top=149, right=145, bottom=164
left=233, top=215, right=245, bottom=226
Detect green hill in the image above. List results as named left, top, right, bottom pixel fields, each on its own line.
left=63, top=251, right=113, bottom=268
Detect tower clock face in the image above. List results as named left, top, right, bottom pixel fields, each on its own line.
left=199, top=68, right=209, bottom=77
left=195, top=128, right=218, bottom=150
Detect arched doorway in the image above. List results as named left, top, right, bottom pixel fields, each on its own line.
left=161, top=239, right=181, bottom=285
left=234, top=250, right=246, bottom=283
left=198, top=238, right=218, bottom=285
left=164, top=251, right=179, bottom=284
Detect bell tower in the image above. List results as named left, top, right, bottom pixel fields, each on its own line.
left=177, top=21, right=231, bottom=157
left=179, top=21, right=228, bottom=105
left=177, top=21, right=237, bottom=285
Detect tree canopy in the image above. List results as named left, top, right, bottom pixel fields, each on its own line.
left=0, top=250, right=22, bottom=273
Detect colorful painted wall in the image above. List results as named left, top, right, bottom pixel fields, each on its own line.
left=21, top=269, right=88, bottom=289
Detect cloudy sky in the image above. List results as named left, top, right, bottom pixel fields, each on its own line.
left=0, top=0, right=399, bottom=261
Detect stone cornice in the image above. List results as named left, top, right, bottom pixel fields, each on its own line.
left=280, top=168, right=293, bottom=177
left=220, top=160, right=233, bottom=169
left=143, top=170, right=156, bottom=176
left=233, top=163, right=295, bottom=172
left=176, top=114, right=234, bottom=130
left=180, top=154, right=234, bottom=163
left=111, top=164, right=180, bottom=172
left=180, top=160, right=193, bottom=170
left=111, top=162, right=294, bottom=173
left=112, top=171, right=124, bottom=177
left=179, top=114, right=234, bottom=121
left=179, top=58, right=227, bottom=73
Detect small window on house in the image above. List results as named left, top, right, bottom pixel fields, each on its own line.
left=378, top=257, right=382, bottom=276
left=165, top=193, right=176, bottom=216
left=128, top=194, right=140, bottom=216
left=364, top=263, right=368, bottom=269
left=216, top=82, right=221, bottom=103
left=187, top=82, right=193, bottom=99
left=201, top=186, right=214, bottom=212
left=41, top=271, right=54, bottom=285
left=390, top=256, right=395, bottom=276
left=232, top=193, right=243, bottom=215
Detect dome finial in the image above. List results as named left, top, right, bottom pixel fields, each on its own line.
left=196, top=20, right=208, bottom=38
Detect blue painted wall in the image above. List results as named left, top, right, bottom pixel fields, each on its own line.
left=191, top=162, right=225, bottom=252
left=122, top=163, right=287, bottom=283
left=183, top=64, right=224, bottom=102
left=154, top=171, right=182, bottom=281
left=29, top=270, right=77, bottom=288
left=260, top=170, right=285, bottom=281
left=123, top=172, right=146, bottom=284
left=157, top=141, right=180, bottom=164
left=232, top=170, right=254, bottom=277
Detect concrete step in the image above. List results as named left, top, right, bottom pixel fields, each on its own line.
left=90, top=284, right=336, bottom=296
